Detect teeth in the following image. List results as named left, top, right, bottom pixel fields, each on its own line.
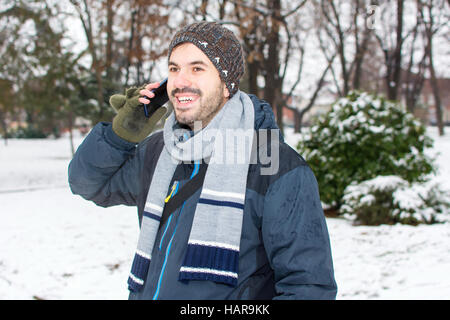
left=178, top=96, right=194, bottom=103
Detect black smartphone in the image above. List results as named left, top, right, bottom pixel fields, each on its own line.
left=142, top=78, right=168, bottom=118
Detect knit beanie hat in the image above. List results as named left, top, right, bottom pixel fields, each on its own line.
left=168, top=21, right=245, bottom=98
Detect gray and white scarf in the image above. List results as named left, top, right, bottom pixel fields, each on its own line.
left=128, top=91, right=255, bottom=292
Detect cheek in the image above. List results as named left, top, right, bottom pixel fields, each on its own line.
left=199, top=78, right=221, bottom=96
left=166, top=80, right=175, bottom=96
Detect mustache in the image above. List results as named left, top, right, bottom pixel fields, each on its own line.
left=171, top=87, right=202, bottom=97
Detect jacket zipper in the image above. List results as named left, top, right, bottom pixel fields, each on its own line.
left=159, top=181, right=179, bottom=250
left=152, top=162, right=200, bottom=300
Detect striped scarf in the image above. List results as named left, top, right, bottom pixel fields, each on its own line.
left=128, top=91, right=255, bottom=292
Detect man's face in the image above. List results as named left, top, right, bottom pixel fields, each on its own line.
left=167, top=43, right=230, bottom=129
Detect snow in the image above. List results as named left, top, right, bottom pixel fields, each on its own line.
left=286, top=126, right=450, bottom=299
left=341, top=174, right=449, bottom=225
left=1, top=127, right=449, bottom=300
left=328, top=218, right=450, bottom=299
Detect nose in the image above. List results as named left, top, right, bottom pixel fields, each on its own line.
left=172, top=71, right=192, bottom=89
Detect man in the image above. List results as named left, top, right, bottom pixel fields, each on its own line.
left=68, top=22, right=337, bottom=300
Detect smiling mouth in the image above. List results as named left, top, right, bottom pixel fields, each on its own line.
left=178, top=96, right=195, bottom=103
left=171, top=88, right=202, bottom=110
left=174, top=94, right=200, bottom=109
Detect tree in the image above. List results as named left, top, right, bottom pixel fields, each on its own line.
left=119, top=0, right=173, bottom=86
left=69, top=0, right=172, bottom=124
left=0, top=79, right=14, bottom=145
left=373, top=0, right=406, bottom=101
left=402, top=4, right=429, bottom=115
left=314, top=0, right=376, bottom=96
left=69, top=0, right=114, bottom=123
left=0, top=1, right=70, bottom=136
left=231, top=0, right=309, bottom=133
left=288, top=53, right=336, bottom=132
left=297, top=91, right=435, bottom=211
left=316, top=0, right=352, bottom=96
left=418, top=0, right=447, bottom=136
left=350, top=0, right=374, bottom=90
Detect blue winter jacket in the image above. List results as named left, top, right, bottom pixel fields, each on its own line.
left=68, top=94, right=337, bottom=300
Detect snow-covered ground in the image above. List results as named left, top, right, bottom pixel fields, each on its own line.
left=0, top=127, right=449, bottom=300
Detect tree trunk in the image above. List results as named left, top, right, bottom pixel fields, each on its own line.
left=386, top=0, right=404, bottom=101
left=62, top=96, right=75, bottom=156
left=69, top=128, right=74, bottom=156
left=404, top=42, right=427, bottom=114
left=219, top=0, right=227, bottom=20
left=234, top=4, right=260, bottom=96
left=247, top=60, right=259, bottom=95
left=135, top=4, right=144, bottom=84
left=418, top=0, right=445, bottom=135
left=352, top=26, right=371, bottom=90
left=125, top=9, right=137, bottom=87
left=105, top=0, right=114, bottom=80
left=0, top=109, right=8, bottom=146
left=200, top=0, right=208, bottom=20
left=329, top=0, right=349, bottom=95
left=294, top=54, right=335, bottom=132
left=264, top=0, right=283, bottom=133
left=428, top=45, right=444, bottom=136
left=72, top=0, right=106, bottom=122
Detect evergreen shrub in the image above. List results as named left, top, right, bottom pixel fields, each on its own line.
left=297, top=91, right=435, bottom=210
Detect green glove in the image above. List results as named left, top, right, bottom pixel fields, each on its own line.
left=109, top=86, right=167, bottom=143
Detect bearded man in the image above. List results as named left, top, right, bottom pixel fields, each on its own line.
left=68, top=22, right=337, bottom=300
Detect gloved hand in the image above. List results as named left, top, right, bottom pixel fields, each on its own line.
left=109, top=85, right=167, bottom=143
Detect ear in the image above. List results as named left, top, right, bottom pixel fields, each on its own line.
left=223, top=85, right=230, bottom=99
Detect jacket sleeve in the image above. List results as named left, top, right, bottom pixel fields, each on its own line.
left=262, top=164, right=337, bottom=300
left=68, top=122, right=146, bottom=207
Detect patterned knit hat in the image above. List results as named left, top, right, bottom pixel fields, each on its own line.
left=168, top=22, right=245, bottom=97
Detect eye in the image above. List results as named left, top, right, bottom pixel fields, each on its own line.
left=169, top=66, right=179, bottom=72
left=193, top=66, right=204, bottom=72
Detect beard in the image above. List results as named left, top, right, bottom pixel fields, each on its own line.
left=170, top=82, right=227, bottom=129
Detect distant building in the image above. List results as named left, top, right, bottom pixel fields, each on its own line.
left=279, top=73, right=450, bottom=129
left=419, top=78, right=450, bottom=125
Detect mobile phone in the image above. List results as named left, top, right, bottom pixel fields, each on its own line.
left=142, top=78, right=168, bottom=118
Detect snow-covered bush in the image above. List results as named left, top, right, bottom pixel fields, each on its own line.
left=297, top=91, right=435, bottom=210
left=393, top=181, right=450, bottom=224
left=341, top=175, right=450, bottom=225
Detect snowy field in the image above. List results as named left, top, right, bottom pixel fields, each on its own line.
left=0, top=127, right=449, bottom=300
